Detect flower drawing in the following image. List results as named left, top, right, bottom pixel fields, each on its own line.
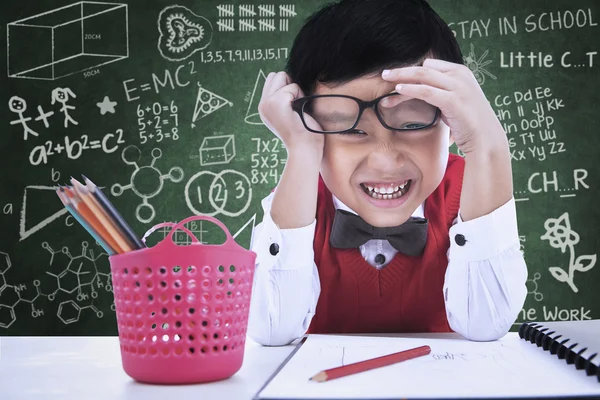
left=541, top=212, right=596, bottom=293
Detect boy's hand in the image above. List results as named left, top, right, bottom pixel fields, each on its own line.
left=258, top=71, right=324, bottom=155
left=381, top=59, right=506, bottom=155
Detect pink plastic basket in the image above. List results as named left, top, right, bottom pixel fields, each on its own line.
left=108, top=215, right=257, bottom=384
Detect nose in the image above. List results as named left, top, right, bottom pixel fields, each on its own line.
left=366, top=136, right=406, bottom=172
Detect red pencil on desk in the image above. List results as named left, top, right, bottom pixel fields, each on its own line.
left=309, top=344, right=431, bottom=382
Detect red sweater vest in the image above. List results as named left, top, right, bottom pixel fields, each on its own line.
left=308, top=153, right=465, bottom=334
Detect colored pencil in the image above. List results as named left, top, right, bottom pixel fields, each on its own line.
left=70, top=178, right=133, bottom=253
left=62, top=185, right=122, bottom=253
left=82, top=175, right=145, bottom=250
left=309, top=344, right=431, bottom=382
left=56, top=188, right=115, bottom=255
left=62, top=185, right=125, bottom=254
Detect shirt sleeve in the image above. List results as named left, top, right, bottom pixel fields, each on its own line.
left=246, top=191, right=321, bottom=346
left=443, top=197, right=528, bottom=341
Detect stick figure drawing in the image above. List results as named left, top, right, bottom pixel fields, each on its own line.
left=9, top=95, right=39, bottom=140
left=51, top=87, right=78, bottom=128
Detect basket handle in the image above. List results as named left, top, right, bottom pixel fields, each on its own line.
left=141, top=222, right=200, bottom=245
left=165, top=215, right=237, bottom=247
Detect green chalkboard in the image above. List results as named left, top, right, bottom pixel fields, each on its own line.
left=0, top=0, right=598, bottom=335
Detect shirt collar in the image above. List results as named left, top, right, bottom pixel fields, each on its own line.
left=331, top=194, right=425, bottom=219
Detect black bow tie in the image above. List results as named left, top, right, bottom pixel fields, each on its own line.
left=329, top=209, right=428, bottom=256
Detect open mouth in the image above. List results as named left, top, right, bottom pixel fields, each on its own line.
left=360, top=180, right=412, bottom=200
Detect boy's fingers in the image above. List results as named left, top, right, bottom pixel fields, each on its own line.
left=262, top=72, right=276, bottom=97
left=395, top=83, right=452, bottom=110
left=382, top=66, right=455, bottom=91
left=379, top=94, right=410, bottom=109
left=266, top=72, right=291, bottom=96
left=422, top=58, right=462, bottom=72
left=278, top=83, right=303, bottom=102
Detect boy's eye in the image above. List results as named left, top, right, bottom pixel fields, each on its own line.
left=403, top=123, right=426, bottom=130
left=341, top=129, right=366, bottom=136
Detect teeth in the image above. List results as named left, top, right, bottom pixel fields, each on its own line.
left=369, top=185, right=402, bottom=194
left=362, top=180, right=410, bottom=200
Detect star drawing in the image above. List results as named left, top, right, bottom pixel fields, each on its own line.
left=97, top=96, right=118, bottom=115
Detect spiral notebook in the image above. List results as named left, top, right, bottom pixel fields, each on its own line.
left=519, top=320, right=600, bottom=381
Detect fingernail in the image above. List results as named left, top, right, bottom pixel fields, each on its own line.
left=382, top=69, right=390, bottom=77
left=395, top=84, right=402, bottom=92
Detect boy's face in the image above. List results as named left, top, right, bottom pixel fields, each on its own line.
left=316, top=73, right=452, bottom=228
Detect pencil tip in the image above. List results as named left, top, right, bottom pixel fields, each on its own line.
left=81, top=174, right=89, bottom=181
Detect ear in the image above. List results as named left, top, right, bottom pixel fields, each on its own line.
left=50, top=90, right=57, bottom=105
left=66, top=88, right=76, bottom=98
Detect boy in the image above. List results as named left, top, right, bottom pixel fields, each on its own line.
left=247, top=0, right=528, bottom=346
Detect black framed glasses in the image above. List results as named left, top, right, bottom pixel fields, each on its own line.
left=291, top=93, right=440, bottom=134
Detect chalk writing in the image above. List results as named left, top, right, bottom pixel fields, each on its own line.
left=28, top=130, right=126, bottom=166
left=250, top=137, right=286, bottom=186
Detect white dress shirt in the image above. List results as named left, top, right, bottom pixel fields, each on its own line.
left=247, top=190, right=528, bottom=346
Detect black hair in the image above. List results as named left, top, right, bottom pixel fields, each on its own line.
left=286, top=0, right=463, bottom=95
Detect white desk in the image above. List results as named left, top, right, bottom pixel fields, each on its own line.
left=2, top=333, right=598, bottom=399
left=0, top=336, right=294, bottom=400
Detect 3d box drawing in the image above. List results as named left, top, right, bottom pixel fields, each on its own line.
left=7, top=2, right=128, bottom=80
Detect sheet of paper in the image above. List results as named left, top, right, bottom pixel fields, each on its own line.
left=256, top=333, right=600, bottom=399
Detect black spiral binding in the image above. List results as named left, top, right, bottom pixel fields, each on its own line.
left=519, top=321, right=600, bottom=382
